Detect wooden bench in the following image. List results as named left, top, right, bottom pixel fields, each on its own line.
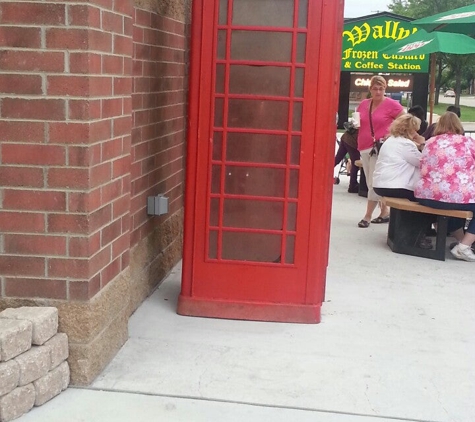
left=381, top=197, right=473, bottom=261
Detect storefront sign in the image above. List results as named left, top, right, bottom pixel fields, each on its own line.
left=341, top=16, right=429, bottom=73
left=351, top=74, right=413, bottom=92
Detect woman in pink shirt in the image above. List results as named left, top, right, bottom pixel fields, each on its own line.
left=415, top=112, right=475, bottom=262
left=356, top=76, right=404, bottom=228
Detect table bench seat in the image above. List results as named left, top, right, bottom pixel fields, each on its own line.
left=382, top=197, right=473, bottom=261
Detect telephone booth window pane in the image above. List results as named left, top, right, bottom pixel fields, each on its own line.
left=211, top=165, right=221, bottom=193
left=227, top=133, right=287, bottom=164
left=292, top=102, right=303, bottom=131
left=290, top=136, right=301, bottom=165
left=296, top=33, right=306, bottom=63
left=222, top=232, right=281, bottom=262
left=294, top=68, right=304, bottom=98
left=209, top=198, right=220, bottom=227
left=215, top=98, right=224, bottom=127
left=228, top=99, right=288, bottom=130
left=213, top=132, right=223, bottom=161
left=217, top=30, right=226, bottom=60
left=219, top=0, right=228, bottom=24
left=298, top=0, right=308, bottom=28
left=229, top=65, right=291, bottom=96
left=285, top=235, right=295, bottom=264
left=232, top=0, right=294, bottom=28
left=289, top=169, right=299, bottom=198
left=216, top=64, right=225, bottom=94
left=209, top=230, right=218, bottom=259
left=231, top=31, right=292, bottom=62
left=225, top=166, right=285, bottom=197
left=223, top=199, right=284, bottom=230
left=287, top=203, right=297, bottom=231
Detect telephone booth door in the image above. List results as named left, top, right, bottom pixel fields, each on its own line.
left=179, top=0, right=344, bottom=323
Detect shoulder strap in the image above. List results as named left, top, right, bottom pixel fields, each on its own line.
left=369, top=100, right=375, bottom=138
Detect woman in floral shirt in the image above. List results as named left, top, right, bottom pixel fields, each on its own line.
left=415, top=111, right=475, bottom=262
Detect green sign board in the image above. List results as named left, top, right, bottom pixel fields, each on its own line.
left=341, top=16, right=430, bottom=73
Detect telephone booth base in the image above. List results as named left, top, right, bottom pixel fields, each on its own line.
left=177, top=295, right=321, bottom=324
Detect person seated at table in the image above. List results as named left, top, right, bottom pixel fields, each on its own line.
left=408, top=105, right=428, bottom=136
left=423, top=105, right=461, bottom=140
left=373, top=113, right=424, bottom=202
left=415, top=111, right=475, bottom=262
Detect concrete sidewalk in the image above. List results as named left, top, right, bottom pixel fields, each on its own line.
left=19, top=178, right=475, bottom=422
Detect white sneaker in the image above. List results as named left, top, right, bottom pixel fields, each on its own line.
left=450, top=243, right=475, bottom=262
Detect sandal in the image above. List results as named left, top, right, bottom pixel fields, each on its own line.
left=358, top=219, right=370, bottom=228
left=371, top=216, right=390, bottom=224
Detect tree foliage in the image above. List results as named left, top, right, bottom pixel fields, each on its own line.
left=388, top=0, right=475, bottom=106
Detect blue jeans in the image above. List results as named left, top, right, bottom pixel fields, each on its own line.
left=417, top=198, right=475, bottom=235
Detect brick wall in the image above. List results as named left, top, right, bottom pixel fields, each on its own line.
left=0, top=0, right=188, bottom=384
left=130, top=8, right=186, bottom=247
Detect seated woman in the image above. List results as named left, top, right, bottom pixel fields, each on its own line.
left=373, top=113, right=424, bottom=201
left=415, top=111, right=475, bottom=262
left=408, top=105, right=428, bottom=136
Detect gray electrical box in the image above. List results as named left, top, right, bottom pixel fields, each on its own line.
left=147, top=195, right=169, bottom=216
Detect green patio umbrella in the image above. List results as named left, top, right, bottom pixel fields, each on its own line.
left=378, top=29, right=475, bottom=124
left=411, top=4, right=475, bottom=36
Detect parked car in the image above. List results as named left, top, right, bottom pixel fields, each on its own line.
left=444, top=90, right=456, bottom=97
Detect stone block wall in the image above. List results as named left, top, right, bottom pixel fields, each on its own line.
left=0, top=307, right=69, bottom=422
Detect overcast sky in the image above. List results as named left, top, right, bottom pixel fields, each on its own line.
left=344, top=0, right=390, bottom=18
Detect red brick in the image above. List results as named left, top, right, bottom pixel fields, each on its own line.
left=69, top=233, right=101, bottom=258
left=112, top=195, right=130, bottom=219
left=1, top=3, right=65, bottom=25
left=124, top=17, right=133, bottom=37
left=2, top=144, right=65, bottom=166
left=48, top=258, right=89, bottom=279
left=47, top=75, right=89, bottom=96
left=0, top=211, right=45, bottom=233
left=112, top=232, right=130, bottom=258
left=102, top=55, right=123, bottom=75
left=90, top=162, right=111, bottom=187
left=89, top=77, right=112, bottom=96
left=113, top=116, right=132, bottom=137
left=114, top=34, right=133, bottom=56
left=89, top=246, right=111, bottom=277
left=101, top=180, right=122, bottom=204
left=0, top=121, right=44, bottom=143
left=0, top=74, right=42, bottom=95
left=68, top=4, right=100, bottom=28
left=5, top=278, right=67, bottom=300
left=46, top=28, right=89, bottom=50
left=135, top=9, right=151, bottom=27
left=133, top=26, right=144, bottom=43
left=0, top=50, right=64, bottom=72
left=48, top=214, right=89, bottom=234
left=92, top=0, right=113, bottom=11
left=100, top=258, right=121, bottom=287
left=114, top=0, right=133, bottom=16
left=0, top=26, right=41, bottom=48
left=69, top=52, right=102, bottom=74
left=0, top=256, right=45, bottom=277
left=49, top=122, right=90, bottom=144
left=102, top=98, right=123, bottom=118
left=2, top=98, right=65, bottom=121
left=69, top=146, right=92, bottom=167
left=68, top=189, right=101, bottom=213
left=112, top=155, right=131, bottom=178
left=69, top=99, right=101, bottom=120
left=3, top=190, right=66, bottom=211
left=101, top=219, right=122, bottom=246
left=0, top=167, right=44, bottom=188
left=102, top=138, right=123, bottom=161
left=89, top=29, right=112, bottom=52
left=69, top=276, right=100, bottom=301
left=47, top=168, right=89, bottom=189
left=102, top=10, right=123, bottom=33
left=90, top=120, right=112, bottom=142
left=90, top=205, right=112, bottom=232
left=4, top=234, right=66, bottom=256
left=114, top=77, right=132, bottom=95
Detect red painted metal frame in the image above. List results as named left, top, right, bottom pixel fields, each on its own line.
left=179, top=0, right=344, bottom=323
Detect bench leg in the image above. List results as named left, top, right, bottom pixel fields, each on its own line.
left=387, top=209, right=446, bottom=261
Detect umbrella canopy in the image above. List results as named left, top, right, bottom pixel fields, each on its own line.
left=377, top=28, right=475, bottom=55
left=411, top=4, right=475, bottom=36
left=378, top=29, right=475, bottom=124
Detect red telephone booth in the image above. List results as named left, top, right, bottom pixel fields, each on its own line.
left=178, top=0, right=344, bottom=323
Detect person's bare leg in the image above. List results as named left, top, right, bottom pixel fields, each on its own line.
left=451, top=228, right=465, bottom=242
left=377, top=204, right=390, bottom=219
left=362, top=200, right=378, bottom=222
left=460, top=232, right=475, bottom=247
